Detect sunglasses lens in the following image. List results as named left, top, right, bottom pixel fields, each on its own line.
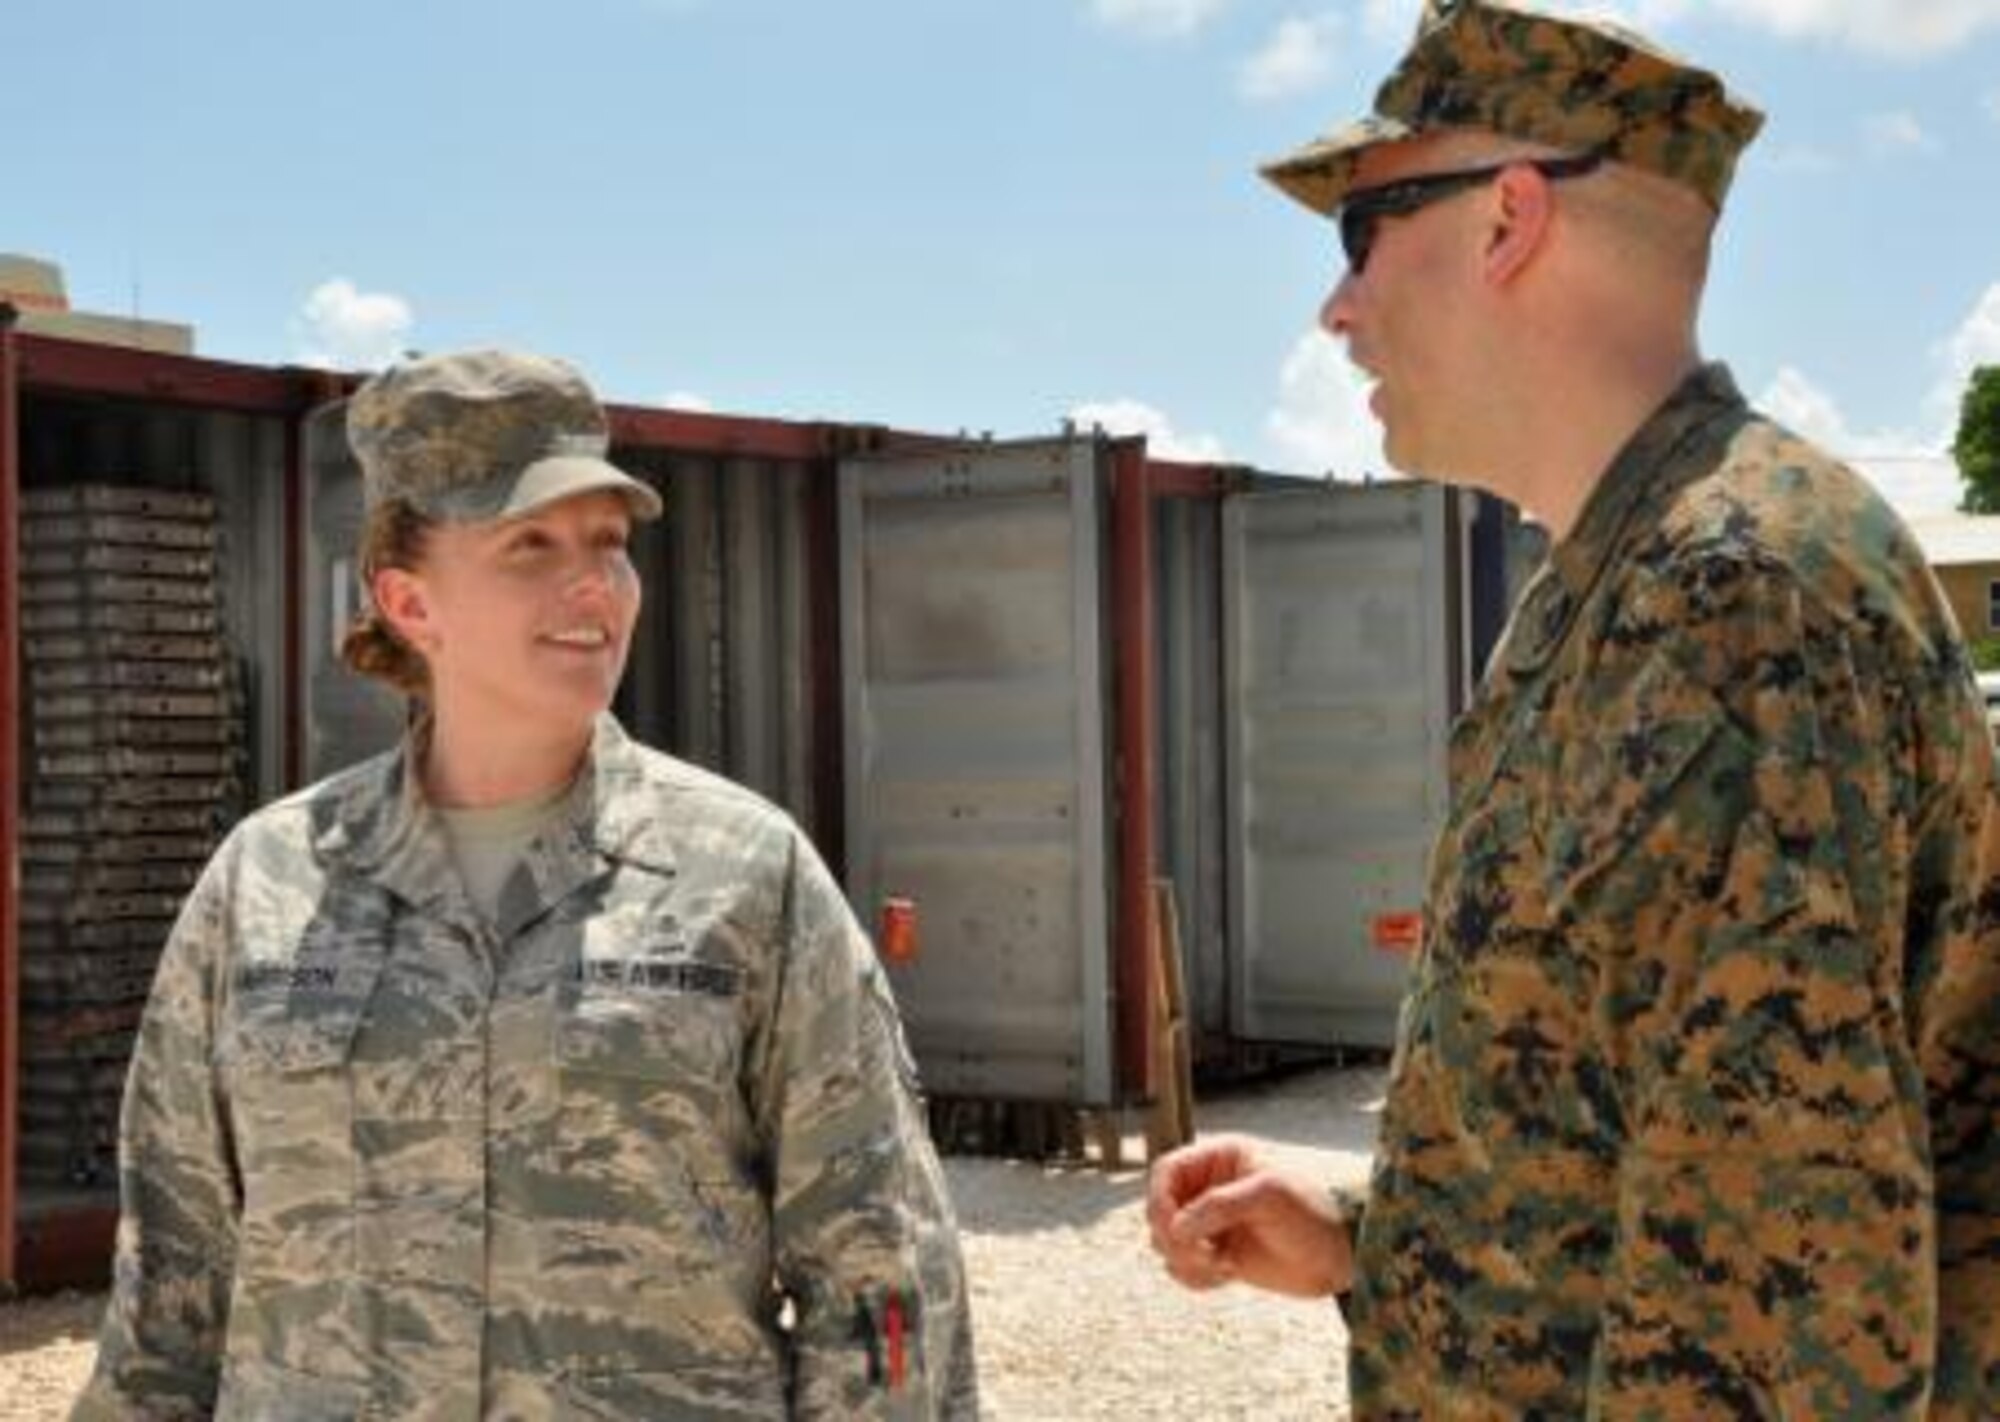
left=1340, top=208, right=1374, bottom=274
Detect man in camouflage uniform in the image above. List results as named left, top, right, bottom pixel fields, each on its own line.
left=1148, top=2, right=2000, bottom=1416
left=73, top=350, right=979, bottom=1419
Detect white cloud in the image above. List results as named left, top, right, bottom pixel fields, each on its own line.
left=1929, top=282, right=2000, bottom=433
left=1352, top=0, right=2000, bottom=56
left=1758, top=366, right=1919, bottom=456
left=1068, top=397, right=1229, bottom=462
left=1757, top=368, right=1964, bottom=516
left=1849, top=456, right=1967, bottom=518
left=1360, top=0, right=1423, bottom=45
left=1534, top=0, right=2000, bottom=56
left=1089, top=0, right=1229, bottom=39
left=1262, top=328, right=1392, bottom=479
left=1680, top=0, right=2000, bottom=57
left=1944, top=283, right=2000, bottom=377
left=293, top=279, right=413, bottom=372
left=1861, top=111, right=1939, bottom=157
left=1239, top=16, right=1341, bottom=102
left=1629, top=0, right=1700, bottom=24
left=1758, top=284, right=2000, bottom=519
left=659, top=390, right=714, bottom=413
left=1757, top=143, right=1842, bottom=173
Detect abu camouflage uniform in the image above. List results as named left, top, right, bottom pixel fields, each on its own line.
left=73, top=715, right=979, bottom=1420
left=1343, top=366, right=2000, bottom=1417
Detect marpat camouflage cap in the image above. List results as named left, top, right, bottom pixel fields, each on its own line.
left=1262, top=0, right=1764, bottom=217
left=347, top=349, right=664, bottom=522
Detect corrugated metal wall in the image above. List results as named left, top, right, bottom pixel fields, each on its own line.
left=1151, top=495, right=1232, bottom=1051
left=617, top=451, right=817, bottom=830
left=301, top=399, right=404, bottom=779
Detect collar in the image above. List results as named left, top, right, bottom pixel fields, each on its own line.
left=1494, top=362, right=1750, bottom=682
left=309, top=714, right=678, bottom=919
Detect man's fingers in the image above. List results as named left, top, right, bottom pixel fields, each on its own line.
left=1168, top=1171, right=1271, bottom=1247
left=1146, top=1138, right=1270, bottom=1293
left=1147, top=1141, right=1236, bottom=1239
left=1165, top=1249, right=1236, bottom=1292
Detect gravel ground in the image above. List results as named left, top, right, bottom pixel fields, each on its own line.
left=0, top=1064, right=1382, bottom=1420
left=0, top=1292, right=100, bottom=1422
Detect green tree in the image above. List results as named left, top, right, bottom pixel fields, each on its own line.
left=1955, top=364, right=2000, bottom=513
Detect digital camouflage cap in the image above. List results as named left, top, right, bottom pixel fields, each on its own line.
left=347, top=348, right=664, bottom=522
left=1262, top=0, right=1765, bottom=217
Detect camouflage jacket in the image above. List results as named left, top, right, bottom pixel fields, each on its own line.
left=73, top=716, right=979, bottom=1421
left=1347, top=365, right=2000, bottom=1418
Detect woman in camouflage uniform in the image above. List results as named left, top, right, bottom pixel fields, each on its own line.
left=74, top=349, right=979, bottom=1421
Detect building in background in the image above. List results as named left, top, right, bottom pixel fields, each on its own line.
left=1907, top=509, right=2000, bottom=648
left=0, top=254, right=192, bottom=355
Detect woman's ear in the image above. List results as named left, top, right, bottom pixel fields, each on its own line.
left=371, top=566, right=436, bottom=652
left=1483, top=163, right=1555, bottom=286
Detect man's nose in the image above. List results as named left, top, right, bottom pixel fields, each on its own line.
left=1320, top=274, right=1358, bottom=338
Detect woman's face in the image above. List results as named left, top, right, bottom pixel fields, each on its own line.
left=377, top=490, right=641, bottom=741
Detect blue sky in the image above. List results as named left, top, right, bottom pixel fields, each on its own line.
left=7, top=0, right=1999, bottom=517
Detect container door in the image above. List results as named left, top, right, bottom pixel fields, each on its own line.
left=1222, top=481, right=1455, bottom=1047
left=301, top=401, right=405, bottom=779
left=839, top=439, right=1114, bottom=1104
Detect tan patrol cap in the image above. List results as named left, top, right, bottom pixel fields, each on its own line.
left=1262, top=0, right=1765, bottom=216
left=347, top=349, right=663, bottom=523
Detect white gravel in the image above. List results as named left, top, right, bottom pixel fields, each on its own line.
left=0, top=1064, right=1383, bottom=1420
left=957, top=1064, right=1380, bottom=1420
left=0, top=1292, right=99, bottom=1421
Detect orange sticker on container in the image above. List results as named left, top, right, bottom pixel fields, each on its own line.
left=879, top=896, right=920, bottom=964
left=1371, top=911, right=1423, bottom=954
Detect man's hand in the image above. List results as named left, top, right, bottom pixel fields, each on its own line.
left=1145, top=1134, right=1355, bottom=1299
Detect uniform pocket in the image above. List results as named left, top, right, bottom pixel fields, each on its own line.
left=552, top=980, right=741, bottom=1087
left=545, top=985, right=766, bottom=1276
left=218, top=994, right=369, bottom=1283
left=1547, top=708, right=1730, bottom=918
left=215, top=1354, right=370, bottom=1422
left=563, top=1365, right=786, bottom=1420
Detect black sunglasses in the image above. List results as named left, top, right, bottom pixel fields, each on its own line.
left=1337, top=150, right=1605, bottom=274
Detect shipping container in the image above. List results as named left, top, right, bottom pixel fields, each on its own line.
left=0, top=322, right=338, bottom=1290
left=837, top=438, right=1522, bottom=1109
left=3, top=310, right=1523, bottom=1289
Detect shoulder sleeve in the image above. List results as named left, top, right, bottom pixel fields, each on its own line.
left=1933, top=797, right=2000, bottom=1417
left=1557, top=547, right=1976, bottom=1416
left=747, top=824, right=980, bottom=1420
left=71, top=840, right=244, bottom=1420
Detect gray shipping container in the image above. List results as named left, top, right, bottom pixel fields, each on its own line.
left=840, top=436, right=1511, bottom=1105
left=2, top=324, right=1522, bottom=1286
left=840, top=439, right=1117, bottom=1104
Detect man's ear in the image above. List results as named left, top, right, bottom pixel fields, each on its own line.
left=371, top=567, right=436, bottom=652
left=1483, top=163, right=1555, bottom=285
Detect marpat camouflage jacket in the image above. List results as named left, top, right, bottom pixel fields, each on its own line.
left=1346, top=365, right=2000, bottom=1418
